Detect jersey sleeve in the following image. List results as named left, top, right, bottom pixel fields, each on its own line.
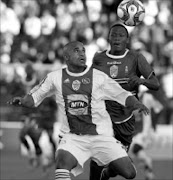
left=137, top=53, right=155, bottom=79
left=30, top=73, right=56, bottom=107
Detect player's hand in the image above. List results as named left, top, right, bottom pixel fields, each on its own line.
left=136, top=103, right=150, bottom=115
left=7, top=97, right=22, bottom=106
left=128, top=75, right=144, bottom=87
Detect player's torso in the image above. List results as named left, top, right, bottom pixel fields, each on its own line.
left=93, top=50, right=138, bottom=123
left=62, top=68, right=94, bottom=135
left=60, top=68, right=113, bottom=136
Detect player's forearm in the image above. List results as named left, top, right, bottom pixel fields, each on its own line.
left=142, top=75, right=160, bottom=90
left=20, top=94, right=35, bottom=108
left=125, top=95, right=142, bottom=110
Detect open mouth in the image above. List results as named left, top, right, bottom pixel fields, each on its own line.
left=80, top=58, right=86, bottom=63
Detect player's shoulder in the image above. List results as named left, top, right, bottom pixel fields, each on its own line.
left=93, top=67, right=109, bottom=78
left=128, top=49, right=146, bottom=62
left=93, top=50, right=107, bottom=58
left=92, top=68, right=108, bottom=84
left=92, top=50, right=107, bottom=65
left=128, top=49, right=141, bottom=57
left=42, top=69, right=63, bottom=84
left=47, top=68, right=63, bottom=78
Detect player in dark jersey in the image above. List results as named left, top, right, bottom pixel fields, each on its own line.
left=8, top=41, right=150, bottom=180
left=90, top=23, right=160, bottom=180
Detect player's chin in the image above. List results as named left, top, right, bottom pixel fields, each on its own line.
left=79, top=62, right=87, bottom=67
left=113, top=44, right=123, bottom=49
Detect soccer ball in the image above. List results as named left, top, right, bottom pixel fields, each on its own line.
left=117, top=0, right=145, bottom=26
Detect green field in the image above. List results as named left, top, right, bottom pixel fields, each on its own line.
left=0, top=126, right=172, bottom=180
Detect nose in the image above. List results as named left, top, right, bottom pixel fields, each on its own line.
left=79, top=51, right=85, bottom=56
left=112, top=36, right=121, bottom=41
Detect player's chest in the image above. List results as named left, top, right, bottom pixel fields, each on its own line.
left=62, top=70, right=93, bottom=95
left=100, top=58, right=136, bottom=79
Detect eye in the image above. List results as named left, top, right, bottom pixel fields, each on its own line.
left=74, top=49, right=79, bottom=53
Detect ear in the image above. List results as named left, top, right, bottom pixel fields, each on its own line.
left=63, top=54, right=69, bottom=61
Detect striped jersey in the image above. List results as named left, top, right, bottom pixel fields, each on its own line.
left=30, top=66, right=132, bottom=136
left=92, top=49, right=154, bottom=123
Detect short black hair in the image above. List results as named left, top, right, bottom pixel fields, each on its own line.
left=108, top=23, right=129, bottom=38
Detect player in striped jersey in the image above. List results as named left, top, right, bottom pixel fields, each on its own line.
left=8, top=41, right=149, bottom=180
left=90, top=23, right=160, bottom=180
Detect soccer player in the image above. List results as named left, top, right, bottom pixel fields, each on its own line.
left=90, top=23, right=160, bottom=180
left=8, top=41, right=149, bottom=180
left=130, top=86, right=163, bottom=180
left=19, top=97, right=57, bottom=169
left=19, top=117, right=43, bottom=167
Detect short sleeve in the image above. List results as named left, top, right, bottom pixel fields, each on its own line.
left=31, top=74, right=56, bottom=107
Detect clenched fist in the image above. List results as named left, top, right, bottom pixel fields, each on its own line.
left=128, top=75, right=145, bottom=87
left=134, top=103, right=150, bottom=116
left=7, top=97, right=22, bottom=106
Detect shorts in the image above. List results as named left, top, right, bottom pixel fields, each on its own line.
left=113, top=115, right=135, bottom=149
left=57, top=133, right=128, bottom=176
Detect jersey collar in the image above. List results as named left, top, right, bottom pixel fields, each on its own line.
left=66, top=66, right=90, bottom=77
left=106, top=49, right=129, bottom=59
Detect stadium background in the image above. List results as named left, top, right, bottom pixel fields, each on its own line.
left=0, top=0, right=172, bottom=179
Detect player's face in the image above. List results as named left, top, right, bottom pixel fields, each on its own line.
left=108, top=26, right=129, bottom=55
left=67, top=42, right=87, bottom=72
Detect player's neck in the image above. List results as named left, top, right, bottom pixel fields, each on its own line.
left=110, top=48, right=126, bottom=56
left=68, top=65, right=87, bottom=73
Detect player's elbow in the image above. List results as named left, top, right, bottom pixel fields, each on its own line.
left=150, top=81, right=160, bottom=91
left=148, top=76, right=160, bottom=91
left=125, top=170, right=137, bottom=179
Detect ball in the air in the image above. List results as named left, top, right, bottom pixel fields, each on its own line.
left=117, top=0, right=145, bottom=26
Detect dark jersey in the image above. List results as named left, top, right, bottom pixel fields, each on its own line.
left=92, top=49, right=154, bottom=123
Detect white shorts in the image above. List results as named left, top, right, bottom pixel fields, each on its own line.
left=56, top=133, right=128, bottom=176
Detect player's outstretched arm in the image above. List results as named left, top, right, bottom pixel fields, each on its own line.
left=7, top=94, right=34, bottom=108
left=128, top=75, right=159, bottom=91
left=125, top=95, right=149, bottom=115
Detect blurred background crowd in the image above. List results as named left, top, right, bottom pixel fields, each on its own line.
left=0, top=0, right=173, bottom=124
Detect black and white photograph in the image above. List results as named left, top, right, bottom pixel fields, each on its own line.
left=0, top=0, right=172, bottom=180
